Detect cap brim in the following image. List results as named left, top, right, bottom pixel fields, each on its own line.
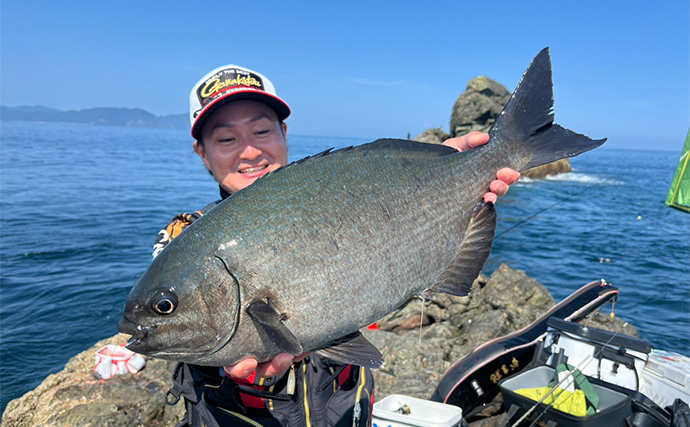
left=191, top=90, right=291, bottom=139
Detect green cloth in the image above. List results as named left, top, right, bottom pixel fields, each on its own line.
left=666, top=128, right=690, bottom=213
left=549, top=363, right=599, bottom=415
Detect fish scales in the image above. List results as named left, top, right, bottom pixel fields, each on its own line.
left=226, top=143, right=477, bottom=329
left=119, top=48, right=606, bottom=367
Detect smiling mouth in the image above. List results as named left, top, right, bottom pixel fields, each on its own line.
left=239, top=165, right=269, bottom=174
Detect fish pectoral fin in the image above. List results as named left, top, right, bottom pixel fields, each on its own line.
left=425, top=202, right=497, bottom=297
left=246, top=301, right=303, bottom=355
left=314, top=331, right=384, bottom=369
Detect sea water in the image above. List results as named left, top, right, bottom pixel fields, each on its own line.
left=1, top=121, right=688, bottom=412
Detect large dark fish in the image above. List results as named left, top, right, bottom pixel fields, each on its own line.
left=118, top=48, right=605, bottom=368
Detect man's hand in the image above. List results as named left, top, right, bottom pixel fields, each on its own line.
left=223, top=352, right=310, bottom=379
left=442, top=132, right=520, bottom=204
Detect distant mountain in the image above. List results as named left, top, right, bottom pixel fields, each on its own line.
left=0, top=105, right=188, bottom=130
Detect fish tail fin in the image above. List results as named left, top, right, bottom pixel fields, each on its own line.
left=490, top=47, right=606, bottom=170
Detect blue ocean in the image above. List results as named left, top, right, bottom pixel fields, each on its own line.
left=1, top=121, right=688, bottom=412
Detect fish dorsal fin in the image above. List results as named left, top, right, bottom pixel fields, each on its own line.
left=246, top=301, right=304, bottom=355
left=424, top=203, right=497, bottom=297
left=314, top=331, right=385, bottom=369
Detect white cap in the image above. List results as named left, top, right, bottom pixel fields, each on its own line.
left=189, top=64, right=291, bottom=139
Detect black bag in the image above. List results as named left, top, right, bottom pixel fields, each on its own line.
left=168, top=362, right=281, bottom=427
left=167, top=357, right=374, bottom=427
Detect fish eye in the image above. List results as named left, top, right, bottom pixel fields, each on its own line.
left=151, top=291, right=178, bottom=315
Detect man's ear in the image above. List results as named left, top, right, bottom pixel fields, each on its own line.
left=193, top=141, right=212, bottom=172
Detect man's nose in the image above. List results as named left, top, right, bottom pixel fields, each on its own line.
left=239, top=143, right=262, bottom=159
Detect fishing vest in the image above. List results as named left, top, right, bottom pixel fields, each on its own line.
left=155, top=195, right=376, bottom=427
left=167, top=358, right=375, bottom=427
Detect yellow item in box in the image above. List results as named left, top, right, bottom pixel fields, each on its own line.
left=515, top=387, right=589, bottom=417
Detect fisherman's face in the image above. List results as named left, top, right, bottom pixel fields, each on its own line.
left=195, top=100, right=288, bottom=194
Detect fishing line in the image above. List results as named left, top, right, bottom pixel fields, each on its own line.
left=419, top=296, right=425, bottom=345
left=495, top=185, right=590, bottom=240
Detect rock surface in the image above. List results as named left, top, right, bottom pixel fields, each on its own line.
left=1, top=334, right=185, bottom=427
left=1, top=265, right=634, bottom=426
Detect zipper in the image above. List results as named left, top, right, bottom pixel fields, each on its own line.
left=352, top=367, right=367, bottom=427
left=352, top=402, right=361, bottom=427
left=268, top=383, right=275, bottom=411
left=302, top=362, right=312, bottom=427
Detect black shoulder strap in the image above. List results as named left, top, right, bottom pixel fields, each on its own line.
left=199, top=200, right=221, bottom=215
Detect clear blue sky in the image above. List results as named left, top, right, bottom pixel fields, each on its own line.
left=1, top=0, right=688, bottom=151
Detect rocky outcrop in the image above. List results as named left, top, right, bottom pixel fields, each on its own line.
left=450, top=76, right=511, bottom=138
left=415, top=75, right=573, bottom=177
left=413, top=128, right=450, bottom=145
left=1, top=265, right=633, bottom=426
left=521, top=158, right=572, bottom=179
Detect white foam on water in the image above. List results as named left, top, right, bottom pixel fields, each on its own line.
left=518, top=172, right=623, bottom=186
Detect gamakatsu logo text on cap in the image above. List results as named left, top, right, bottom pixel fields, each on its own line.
left=197, top=68, right=265, bottom=107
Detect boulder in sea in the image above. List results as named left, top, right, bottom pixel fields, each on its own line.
left=521, top=158, right=573, bottom=179
left=413, top=128, right=450, bottom=145
left=450, top=76, right=511, bottom=137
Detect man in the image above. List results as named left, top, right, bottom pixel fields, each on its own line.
left=158, top=64, right=520, bottom=426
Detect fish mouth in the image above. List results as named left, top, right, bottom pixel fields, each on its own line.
left=116, top=316, right=222, bottom=363
left=118, top=316, right=156, bottom=343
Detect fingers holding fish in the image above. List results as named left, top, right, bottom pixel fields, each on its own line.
left=444, top=134, right=519, bottom=203
left=223, top=357, right=259, bottom=379
left=484, top=168, right=520, bottom=203
left=497, top=168, right=520, bottom=185
left=224, top=352, right=309, bottom=379
left=442, top=132, right=490, bottom=152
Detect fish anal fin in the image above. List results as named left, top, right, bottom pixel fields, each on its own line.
left=314, top=331, right=384, bottom=369
left=425, top=203, right=497, bottom=297
left=246, top=301, right=303, bottom=355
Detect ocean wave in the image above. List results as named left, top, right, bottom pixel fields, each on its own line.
left=17, top=243, right=115, bottom=260
left=517, top=172, right=624, bottom=186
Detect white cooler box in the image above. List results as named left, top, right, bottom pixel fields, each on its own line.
left=640, top=349, right=690, bottom=408
left=372, top=394, right=463, bottom=427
